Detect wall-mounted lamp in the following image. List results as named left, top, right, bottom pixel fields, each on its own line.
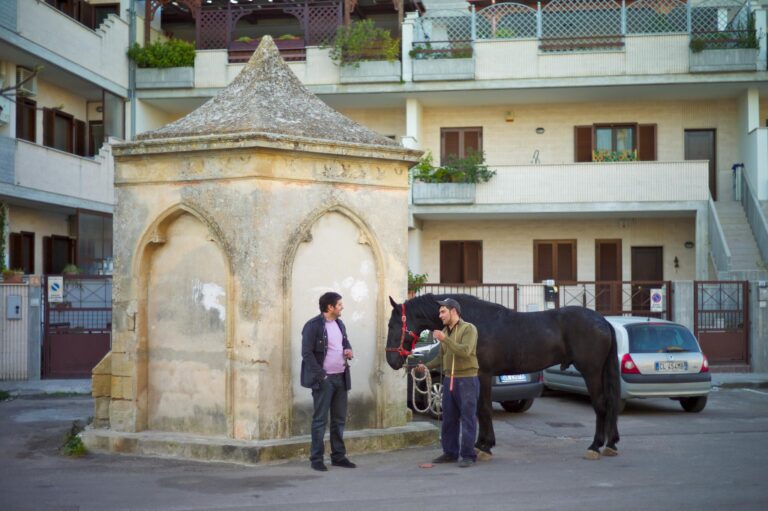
left=96, top=105, right=103, bottom=113
left=674, top=256, right=679, bottom=269
left=684, top=241, right=694, bottom=249
left=505, top=110, right=515, bottom=123
left=535, top=127, right=545, bottom=134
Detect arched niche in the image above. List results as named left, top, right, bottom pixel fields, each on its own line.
left=134, top=205, right=234, bottom=436
left=283, top=206, right=385, bottom=437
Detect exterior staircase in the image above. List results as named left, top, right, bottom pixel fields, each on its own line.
left=713, top=201, right=768, bottom=280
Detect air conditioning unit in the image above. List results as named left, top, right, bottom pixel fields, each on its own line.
left=16, top=67, right=37, bottom=97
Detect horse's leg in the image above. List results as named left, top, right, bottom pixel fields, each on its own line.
left=474, top=372, right=495, bottom=455
left=581, top=370, right=607, bottom=460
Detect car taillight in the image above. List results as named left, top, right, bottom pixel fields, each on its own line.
left=700, top=354, right=709, bottom=373
left=621, top=353, right=640, bottom=374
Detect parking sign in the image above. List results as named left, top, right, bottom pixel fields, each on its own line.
left=650, top=288, right=663, bottom=312
left=48, top=276, right=64, bottom=303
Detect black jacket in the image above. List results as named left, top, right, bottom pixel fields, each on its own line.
left=300, top=314, right=352, bottom=390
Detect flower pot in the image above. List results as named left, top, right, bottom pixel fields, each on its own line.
left=2, top=273, right=23, bottom=283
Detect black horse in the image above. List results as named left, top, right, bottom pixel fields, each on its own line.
left=385, top=293, right=620, bottom=459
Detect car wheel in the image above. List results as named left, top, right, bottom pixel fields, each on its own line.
left=428, top=380, right=443, bottom=420
left=679, top=396, right=707, bottom=413
left=500, top=399, right=534, bottom=413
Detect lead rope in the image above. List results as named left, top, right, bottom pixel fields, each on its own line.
left=409, top=366, right=433, bottom=414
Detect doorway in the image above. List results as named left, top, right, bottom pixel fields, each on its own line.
left=595, top=240, right=621, bottom=313
left=684, top=129, right=717, bottom=200
left=631, top=246, right=663, bottom=314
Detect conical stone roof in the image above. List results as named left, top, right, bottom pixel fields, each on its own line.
left=137, top=36, right=398, bottom=148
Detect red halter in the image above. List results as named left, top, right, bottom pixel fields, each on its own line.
left=386, top=303, right=420, bottom=357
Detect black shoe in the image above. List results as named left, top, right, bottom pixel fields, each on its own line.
left=432, top=453, right=458, bottom=464
left=331, top=458, right=356, bottom=468
left=458, top=458, right=476, bottom=468
left=311, top=461, right=328, bottom=472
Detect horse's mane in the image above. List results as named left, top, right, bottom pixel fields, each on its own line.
left=408, top=293, right=509, bottom=319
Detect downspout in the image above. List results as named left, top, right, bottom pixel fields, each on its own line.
left=128, top=0, right=137, bottom=140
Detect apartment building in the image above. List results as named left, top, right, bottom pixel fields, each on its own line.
left=1, top=0, right=767, bottom=372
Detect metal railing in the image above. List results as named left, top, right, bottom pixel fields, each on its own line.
left=740, top=162, right=768, bottom=267
left=709, top=197, right=732, bottom=273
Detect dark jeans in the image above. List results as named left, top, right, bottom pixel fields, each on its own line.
left=310, top=373, right=348, bottom=463
left=441, top=376, right=479, bottom=461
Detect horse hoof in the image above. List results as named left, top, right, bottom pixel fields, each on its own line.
left=583, top=450, right=601, bottom=460
left=476, top=450, right=493, bottom=462
left=602, top=447, right=619, bottom=457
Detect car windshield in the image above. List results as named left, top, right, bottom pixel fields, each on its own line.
left=626, top=323, right=701, bottom=354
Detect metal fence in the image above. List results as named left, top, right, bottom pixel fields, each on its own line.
left=413, top=0, right=754, bottom=52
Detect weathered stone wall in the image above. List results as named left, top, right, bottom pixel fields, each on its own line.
left=110, top=138, right=416, bottom=441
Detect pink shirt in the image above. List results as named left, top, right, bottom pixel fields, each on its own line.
left=323, top=320, right=345, bottom=375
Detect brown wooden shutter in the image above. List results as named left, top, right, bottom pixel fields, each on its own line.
left=9, top=232, right=22, bottom=270
left=556, top=242, right=577, bottom=282
left=638, top=124, right=657, bottom=161
left=43, top=236, right=52, bottom=275
left=463, top=241, right=483, bottom=284
left=74, top=119, right=86, bottom=156
left=43, top=108, right=55, bottom=148
left=463, top=129, right=481, bottom=156
left=441, top=130, right=460, bottom=164
left=574, top=126, right=593, bottom=162
left=534, top=241, right=554, bottom=283
left=440, top=241, right=463, bottom=283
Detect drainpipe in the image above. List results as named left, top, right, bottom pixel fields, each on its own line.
left=128, top=0, right=137, bottom=140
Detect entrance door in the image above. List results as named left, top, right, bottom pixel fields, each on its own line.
left=631, top=247, right=663, bottom=315
left=595, top=240, right=621, bottom=314
left=685, top=129, right=717, bottom=200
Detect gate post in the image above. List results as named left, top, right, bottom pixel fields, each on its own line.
left=749, top=281, right=768, bottom=371
left=28, top=278, right=42, bottom=380
left=671, top=281, right=694, bottom=332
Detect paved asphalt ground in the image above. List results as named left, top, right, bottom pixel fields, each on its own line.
left=1, top=384, right=767, bottom=511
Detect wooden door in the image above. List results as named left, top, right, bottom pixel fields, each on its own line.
left=631, top=247, right=663, bottom=314
left=596, top=240, right=621, bottom=314
left=685, top=129, right=717, bottom=200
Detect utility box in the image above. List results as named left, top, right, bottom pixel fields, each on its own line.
left=543, top=280, right=559, bottom=309
left=6, top=294, right=22, bottom=319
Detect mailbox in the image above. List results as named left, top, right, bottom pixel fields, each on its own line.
left=543, top=279, right=558, bottom=309
left=6, top=295, right=22, bottom=320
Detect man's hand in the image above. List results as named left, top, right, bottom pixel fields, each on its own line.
left=343, top=349, right=353, bottom=360
left=415, top=363, right=427, bottom=374
left=432, top=330, right=445, bottom=342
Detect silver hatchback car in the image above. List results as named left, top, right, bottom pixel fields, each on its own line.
left=544, top=316, right=711, bottom=413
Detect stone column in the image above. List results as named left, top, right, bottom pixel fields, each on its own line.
left=402, top=11, right=417, bottom=83
left=695, top=202, right=709, bottom=280
left=403, top=97, right=423, bottom=150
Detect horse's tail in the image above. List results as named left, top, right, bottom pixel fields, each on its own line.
left=602, top=322, right=620, bottom=447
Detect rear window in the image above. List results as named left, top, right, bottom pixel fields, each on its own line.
left=625, top=324, right=701, bottom=354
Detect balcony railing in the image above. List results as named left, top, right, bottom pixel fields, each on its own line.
left=13, top=139, right=113, bottom=207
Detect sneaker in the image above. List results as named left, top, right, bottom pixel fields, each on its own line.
left=331, top=458, right=357, bottom=468
left=311, top=461, right=328, bottom=472
left=431, top=453, right=458, bottom=464
left=458, top=458, right=476, bottom=468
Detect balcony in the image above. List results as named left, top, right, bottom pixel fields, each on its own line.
left=410, top=161, right=709, bottom=212
left=14, top=0, right=129, bottom=89
left=10, top=138, right=113, bottom=208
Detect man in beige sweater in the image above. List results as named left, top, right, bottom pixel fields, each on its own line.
left=417, top=298, right=479, bottom=468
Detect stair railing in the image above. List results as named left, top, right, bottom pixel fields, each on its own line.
left=708, top=197, right=732, bottom=273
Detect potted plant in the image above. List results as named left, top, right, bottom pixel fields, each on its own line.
left=62, top=264, right=81, bottom=276
left=408, top=271, right=429, bottom=298
left=330, top=20, right=401, bottom=83
left=689, top=13, right=759, bottom=72
left=411, top=150, right=495, bottom=205
left=410, top=41, right=474, bottom=81
left=2, top=268, right=24, bottom=283
left=128, top=39, right=196, bottom=88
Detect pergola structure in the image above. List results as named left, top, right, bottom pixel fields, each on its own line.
left=145, top=0, right=418, bottom=48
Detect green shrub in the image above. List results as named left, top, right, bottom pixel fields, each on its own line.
left=60, top=421, right=87, bottom=457
left=127, top=39, right=196, bottom=68
left=412, top=150, right=496, bottom=184
left=408, top=271, right=429, bottom=294
left=0, top=390, right=10, bottom=401
left=330, top=20, right=400, bottom=67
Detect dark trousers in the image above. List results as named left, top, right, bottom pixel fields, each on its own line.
left=441, top=376, right=479, bottom=461
left=310, top=373, right=348, bottom=463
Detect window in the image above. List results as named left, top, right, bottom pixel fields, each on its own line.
left=88, top=121, right=104, bottom=157
left=43, top=108, right=87, bottom=156
left=74, top=210, right=113, bottom=274
left=9, top=231, right=35, bottom=274
left=574, top=124, right=657, bottom=162
left=441, top=127, right=482, bottom=165
left=43, top=235, right=75, bottom=274
left=16, top=98, right=36, bottom=143
left=534, top=240, right=576, bottom=283
left=440, top=241, right=482, bottom=284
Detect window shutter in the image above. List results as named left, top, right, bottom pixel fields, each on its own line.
left=463, top=129, right=481, bottom=157
left=574, top=126, right=593, bottom=162
left=463, top=242, right=483, bottom=284
left=638, top=124, right=657, bottom=161
left=556, top=242, right=576, bottom=282
left=442, top=130, right=460, bottom=164
left=9, top=233, right=22, bottom=270
left=43, top=108, right=55, bottom=148
left=534, top=242, right=554, bottom=283
left=440, top=241, right=463, bottom=284
left=43, top=236, right=52, bottom=275
left=74, top=119, right=86, bottom=156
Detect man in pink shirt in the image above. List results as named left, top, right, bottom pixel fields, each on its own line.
left=300, top=292, right=355, bottom=471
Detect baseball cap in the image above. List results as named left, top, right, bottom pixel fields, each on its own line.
left=436, top=298, right=461, bottom=315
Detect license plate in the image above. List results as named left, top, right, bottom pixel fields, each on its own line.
left=655, top=360, right=688, bottom=372
left=499, top=374, right=527, bottom=383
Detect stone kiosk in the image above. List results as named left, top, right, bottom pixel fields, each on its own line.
left=83, top=38, right=435, bottom=463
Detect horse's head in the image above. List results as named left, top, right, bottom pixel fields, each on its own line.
left=385, top=295, right=440, bottom=370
